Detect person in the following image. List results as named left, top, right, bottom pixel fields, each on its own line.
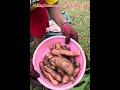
left=30, top=0, right=78, bottom=85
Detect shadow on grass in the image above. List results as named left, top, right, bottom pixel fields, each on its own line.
left=74, top=81, right=85, bottom=87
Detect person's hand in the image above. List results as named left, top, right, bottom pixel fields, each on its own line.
left=61, top=23, right=78, bottom=44
left=30, top=63, right=40, bottom=79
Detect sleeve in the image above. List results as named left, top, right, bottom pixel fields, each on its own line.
left=45, top=0, right=58, bottom=4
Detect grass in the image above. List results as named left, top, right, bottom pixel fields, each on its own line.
left=30, top=0, right=90, bottom=90
left=59, top=0, right=90, bottom=61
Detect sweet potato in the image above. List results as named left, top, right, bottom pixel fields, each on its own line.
left=61, top=74, right=70, bottom=85
left=61, top=45, right=70, bottom=51
left=57, top=68, right=65, bottom=76
left=44, top=53, right=53, bottom=60
left=50, top=56, right=74, bottom=75
left=39, top=62, right=59, bottom=86
left=46, top=63, right=56, bottom=70
left=70, top=76, right=75, bottom=83
left=75, top=62, right=80, bottom=67
left=49, top=65, right=56, bottom=70
left=51, top=49, right=80, bottom=57
left=43, top=58, right=49, bottom=65
left=49, top=61, right=56, bottom=67
left=44, top=66, right=62, bottom=82
left=43, top=58, right=56, bottom=70
left=43, top=71, right=59, bottom=86
left=55, top=42, right=61, bottom=50
left=73, top=67, right=80, bottom=77
left=69, top=57, right=76, bottom=68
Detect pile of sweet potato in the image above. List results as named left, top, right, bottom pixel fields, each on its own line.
left=39, top=42, right=81, bottom=86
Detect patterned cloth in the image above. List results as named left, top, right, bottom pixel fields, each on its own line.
left=46, top=20, right=61, bottom=32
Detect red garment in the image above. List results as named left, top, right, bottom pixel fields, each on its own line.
left=30, top=0, right=49, bottom=37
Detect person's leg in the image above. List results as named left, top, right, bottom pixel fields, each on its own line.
left=33, top=35, right=45, bottom=47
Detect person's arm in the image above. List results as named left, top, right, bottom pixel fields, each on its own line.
left=46, top=0, right=78, bottom=44
left=47, top=7, right=67, bottom=27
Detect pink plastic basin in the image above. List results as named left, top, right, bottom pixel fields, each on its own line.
left=33, top=36, right=86, bottom=90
